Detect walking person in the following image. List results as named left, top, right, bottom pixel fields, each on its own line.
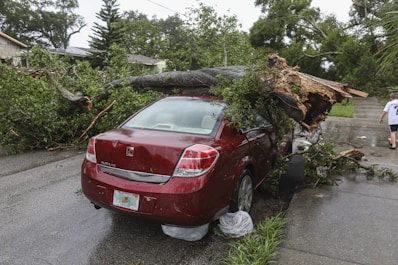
left=379, top=92, right=398, bottom=149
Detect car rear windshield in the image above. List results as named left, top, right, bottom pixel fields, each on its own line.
left=122, top=97, right=226, bottom=135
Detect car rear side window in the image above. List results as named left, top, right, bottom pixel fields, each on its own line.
left=241, top=113, right=272, bottom=132
left=122, top=97, right=226, bottom=135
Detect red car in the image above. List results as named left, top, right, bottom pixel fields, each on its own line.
left=81, top=95, right=291, bottom=226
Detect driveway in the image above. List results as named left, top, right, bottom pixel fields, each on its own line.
left=0, top=149, right=286, bottom=265
left=279, top=97, right=398, bottom=265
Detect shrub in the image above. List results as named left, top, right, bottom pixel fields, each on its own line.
left=0, top=47, right=162, bottom=154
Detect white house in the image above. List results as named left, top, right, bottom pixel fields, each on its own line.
left=127, top=54, right=167, bottom=73
left=0, top=32, right=27, bottom=66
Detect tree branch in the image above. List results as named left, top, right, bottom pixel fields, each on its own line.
left=79, top=100, right=116, bottom=139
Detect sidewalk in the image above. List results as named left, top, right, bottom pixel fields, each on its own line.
left=278, top=97, right=398, bottom=265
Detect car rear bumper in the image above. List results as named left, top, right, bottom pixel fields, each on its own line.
left=81, top=160, right=228, bottom=226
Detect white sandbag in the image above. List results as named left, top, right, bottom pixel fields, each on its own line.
left=218, top=211, right=253, bottom=237
left=161, top=223, right=209, bottom=241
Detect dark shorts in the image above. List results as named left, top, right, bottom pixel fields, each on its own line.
left=390, top=125, right=398, bottom=132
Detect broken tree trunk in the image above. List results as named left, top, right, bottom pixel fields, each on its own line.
left=265, top=54, right=368, bottom=130
left=105, top=54, right=368, bottom=131
left=36, top=70, right=93, bottom=110
left=54, top=86, right=93, bottom=110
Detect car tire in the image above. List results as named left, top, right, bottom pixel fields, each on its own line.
left=288, top=129, right=294, bottom=154
left=229, top=169, right=253, bottom=213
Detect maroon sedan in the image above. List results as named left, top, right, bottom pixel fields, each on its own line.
left=81, top=95, right=291, bottom=226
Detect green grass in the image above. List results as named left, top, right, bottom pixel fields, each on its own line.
left=223, top=214, right=286, bottom=265
left=328, top=99, right=354, bottom=118
left=379, top=99, right=388, bottom=106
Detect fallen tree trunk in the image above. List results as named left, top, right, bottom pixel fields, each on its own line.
left=106, top=66, right=248, bottom=94
left=105, top=55, right=368, bottom=130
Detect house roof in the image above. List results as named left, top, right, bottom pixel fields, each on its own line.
left=127, top=54, right=163, bottom=65
left=0, top=32, right=28, bottom=48
left=49, top=47, right=97, bottom=58
left=48, top=47, right=165, bottom=66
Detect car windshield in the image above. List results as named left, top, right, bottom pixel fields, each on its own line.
left=122, top=97, right=226, bottom=135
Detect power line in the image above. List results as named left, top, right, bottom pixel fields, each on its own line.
left=144, top=0, right=187, bottom=17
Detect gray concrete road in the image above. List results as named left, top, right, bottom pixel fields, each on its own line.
left=0, top=150, right=233, bottom=265
left=0, top=148, right=288, bottom=265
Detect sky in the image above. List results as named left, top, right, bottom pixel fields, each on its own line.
left=70, top=0, right=352, bottom=48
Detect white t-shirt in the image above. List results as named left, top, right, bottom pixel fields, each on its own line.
left=383, top=99, right=398, bottom=125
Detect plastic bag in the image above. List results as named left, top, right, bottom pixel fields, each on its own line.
left=161, top=223, right=209, bottom=241
left=218, top=211, right=253, bottom=237
left=294, top=138, right=312, bottom=153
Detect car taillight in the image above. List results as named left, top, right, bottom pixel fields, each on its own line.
left=85, top=137, right=97, bottom=163
left=173, top=144, right=219, bottom=177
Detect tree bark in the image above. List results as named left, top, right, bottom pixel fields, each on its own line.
left=105, top=66, right=248, bottom=94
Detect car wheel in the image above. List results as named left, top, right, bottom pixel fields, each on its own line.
left=288, top=129, right=294, bottom=154
left=229, top=169, right=253, bottom=213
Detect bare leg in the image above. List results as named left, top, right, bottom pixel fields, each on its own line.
left=391, top=131, right=396, bottom=148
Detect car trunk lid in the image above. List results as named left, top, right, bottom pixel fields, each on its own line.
left=94, top=128, right=212, bottom=180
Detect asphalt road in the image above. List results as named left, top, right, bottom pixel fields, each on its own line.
left=0, top=149, right=289, bottom=265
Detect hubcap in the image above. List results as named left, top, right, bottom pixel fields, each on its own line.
left=237, top=174, right=253, bottom=212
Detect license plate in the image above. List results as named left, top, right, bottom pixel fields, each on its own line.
left=113, top=190, right=139, bottom=211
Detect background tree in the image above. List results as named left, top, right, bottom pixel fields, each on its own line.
left=342, top=0, right=398, bottom=94
left=120, top=11, right=198, bottom=70
left=349, top=0, right=391, bottom=23
left=119, top=5, right=253, bottom=71
left=185, top=3, right=254, bottom=69
left=156, top=15, right=196, bottom=71
left=121, top=11, right=166, bottom=57
left=249, top=0, right=398, bottom=96
left=115, top=11, right=195, bottom=70
left=89, top=0, right=125, bottom=68
left=377, top=1, right=398, bottom=78
left=0, top=0, right=85, bottom=48
left=250, top=0, right=334, bottom=74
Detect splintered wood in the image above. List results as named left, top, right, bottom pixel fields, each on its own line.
left=338, top=149, right=365, bottom=160
left=267, top=54, right=368, bottom=131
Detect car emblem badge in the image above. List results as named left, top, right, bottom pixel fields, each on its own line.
left=126, top=147, right=134, bottom=157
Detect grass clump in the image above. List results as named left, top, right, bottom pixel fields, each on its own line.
left=328, top=99, right=354, bottom=118
left=223, top=214, right=286, bottom=265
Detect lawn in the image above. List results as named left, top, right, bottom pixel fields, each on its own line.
left=328, top=99, right=354, bottom=118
